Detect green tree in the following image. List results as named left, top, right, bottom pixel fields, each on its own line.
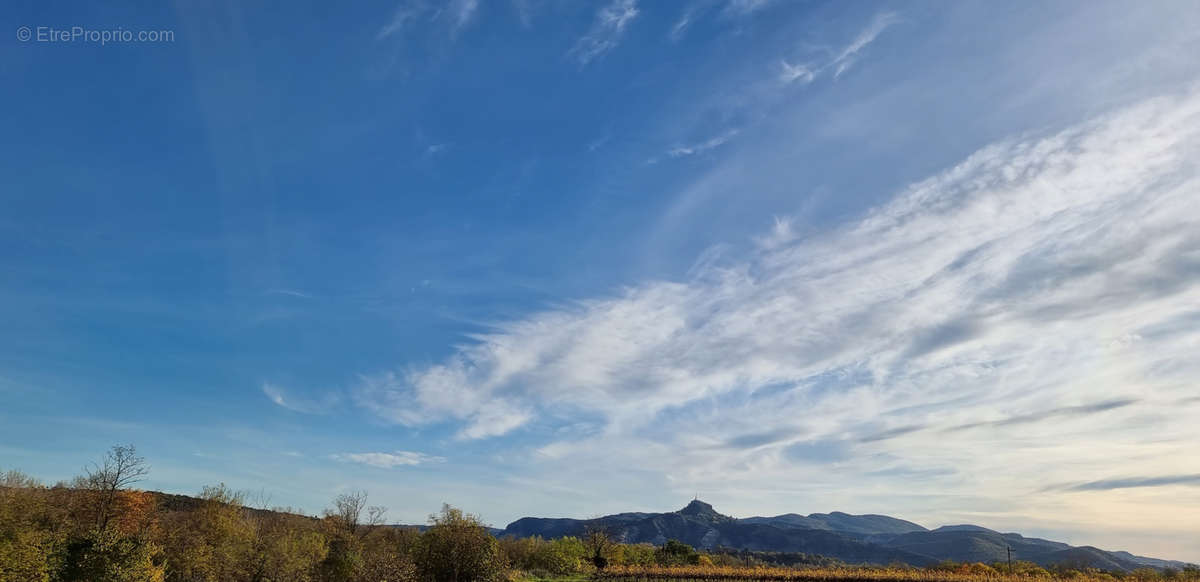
left=253, top=512, right=328, bottom=582
left=0, top=529, right=56, bottom=582
left=360, top=527, right=418, bottom=582
left=52, top=446, right=166, bottom=582
left=415, top=505, right=500, bottom=582
left=583, top=524, right=615, bottom=570
left=59, top=527, right=164, bottom=582
left=319, top=537, right=363, bottom=582
left=992, top=559, right=1050, bottom=577
left=0, top=472, right=61, bottom=582
left=655, top=539, right=700, bottom=566
left=318, top=490, right=412, bottom=582
left=1132, top=568, right=1164, bottom=582
left=538, top=537, right=584, bottom=575
left=162, top=484, right=256, bottom=582
left=615, top=543, right=656, bottom=566
left=498, top=536, right=539, bottom=571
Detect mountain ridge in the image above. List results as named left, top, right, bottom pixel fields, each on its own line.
left=500, top=500, right=1193, bottom=572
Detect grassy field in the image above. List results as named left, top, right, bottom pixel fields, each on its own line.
left=590, top=565, right=1134, bottom=582
left=521, top=574, right=595, bottom=582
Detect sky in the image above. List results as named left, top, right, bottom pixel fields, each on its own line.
left=2, top=0, right=1200, bottom=563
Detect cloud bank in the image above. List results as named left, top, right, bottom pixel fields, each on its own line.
left=357, top=88, right=1200, bottom=535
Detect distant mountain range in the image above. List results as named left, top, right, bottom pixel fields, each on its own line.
left=500, top=500, right=1193, bottom=572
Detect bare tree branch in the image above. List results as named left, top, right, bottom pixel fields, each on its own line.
left=326, top=490, right=369, bottom=535
left=84, top=444, right=149, bottom=531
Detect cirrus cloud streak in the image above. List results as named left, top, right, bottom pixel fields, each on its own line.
left=358, top=88, right=1200, bottom=534
left=331, top=451, right=445, bottom=469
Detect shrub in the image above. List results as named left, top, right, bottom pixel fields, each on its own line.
left=615, top=543, right=656, bottom=567
left=320, top=536, right=364, bottom=582
left=415, top=504, right=501, bottom=582
left=258, top=528, right=328, bottom=582
left=0, top=529, right=56, bottom=582
left=160, top=484, right=257, bottom=581
left=59, top=528, right=165, bottom=582
left=655, top=539, right=700, bottom=566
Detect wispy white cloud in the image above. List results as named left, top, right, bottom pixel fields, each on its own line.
left=263, top=288, right=312, bottom=299
left=353, top=370, right=533, bottom=441
left=568, top=0, right=640, bottom=66
left=355, top=90, right=1200, bottom=535
left=662, top=129, right=734, bottom=159
left=672, top=0, right=780, bottom=41
left=353, top=372, right=426, bottom=426
left=669, top=11, right=694, bottom=43
left=778, top=60, right=815, bottom=84
left=458, top=401, right=533, bottom=440
left=755, top=215, right=799, bottom=250
left=512, top=0, right=535, bottom=28
left=722, top=0, right=775, bottom=17
left=377, top=1, right=427, bottom=40
left=587, top=133, right=611, bottom=152
left=262, top=382, right=338, bottom=415
left=331, top=451, right=445, bottom=469
left=831, top=12, right=899, bottom=78
left=450, top=0, right=480, bottom=36
left=780, top=11, right=898, bottom=85
left=376, top=0, right=478, bottom=41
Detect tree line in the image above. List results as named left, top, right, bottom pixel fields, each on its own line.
left=4, top=445, right=1199, bottom=582
left=0, top=445, right=728, bottom=582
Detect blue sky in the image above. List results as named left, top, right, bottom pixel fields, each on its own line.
left=3, top=0, right=1200, bottom=562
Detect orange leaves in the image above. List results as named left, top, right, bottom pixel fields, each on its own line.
left=109, top=490, right=158, bottom=535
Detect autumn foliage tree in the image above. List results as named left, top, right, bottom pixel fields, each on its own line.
left=584, top=523, right=616, bottom=570
left=0, top=471, right=60, bottom=582
left=78, top=445, right=150, bottom=533
left=415, top=505, right=500, bottom=582
left=161, top=484, right=257, bottom=581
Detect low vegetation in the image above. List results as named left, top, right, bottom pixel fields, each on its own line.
left=593, top=563, right=1200, bottom=582
left=3, top=446, right=1199, bottom=582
